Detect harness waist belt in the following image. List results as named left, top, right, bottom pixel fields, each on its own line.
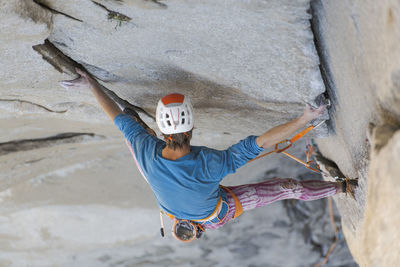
left=192, top=193, right=226, bottom=222
left=194, top=185, right=243, bottom=223
left=165, top=186, right=242, bottom=223
left=220, top=185, right=243, bottom=218
left=163, top=198, right=225, bottom=222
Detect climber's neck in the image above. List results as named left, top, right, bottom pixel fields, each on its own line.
left=162, top=145, right=190, bottom=160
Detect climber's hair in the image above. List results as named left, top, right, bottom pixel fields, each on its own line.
left=163, top=130, right=192, bottom=150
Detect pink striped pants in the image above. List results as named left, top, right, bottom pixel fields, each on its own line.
left=204, top=178, right=340, bottom=230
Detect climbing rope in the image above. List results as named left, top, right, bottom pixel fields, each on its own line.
left=313, top=197, right=339, bottom=267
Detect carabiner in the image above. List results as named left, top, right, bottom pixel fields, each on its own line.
left=275, top=139, right=292, bottom=153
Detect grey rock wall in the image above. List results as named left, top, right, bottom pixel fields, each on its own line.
left=312, top=0, right=400, bottom=265
left=2, top=0, right=329, bottom=139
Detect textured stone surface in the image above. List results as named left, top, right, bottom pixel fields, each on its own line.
left=47, top=0, right=324, bottom=102
left=312, top=0, right=400, bottom=265
left=1, top=0, right=330, bottom=142
left=359, top=127, right=400, bottom=266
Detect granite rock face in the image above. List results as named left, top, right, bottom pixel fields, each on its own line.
left=1, top=0, right=328, bottom=143
left=312, top=0, right=400, bottom=265
left=361, top=125, right=400, bottom=267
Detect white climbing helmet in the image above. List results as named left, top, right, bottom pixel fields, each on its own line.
left=156, top=93, right=194, bottom=134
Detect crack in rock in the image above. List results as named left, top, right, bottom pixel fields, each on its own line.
left=33, top=39, right=80, bottom=75
left=0, top=99, right=67, bottom=114
left=33, top=0, right=83, bottom=22
left=78, top=62, right=125, bottom=82
left=0, top=133, right=103, bottom=156
left=32, top=39, right=155, bottom=121
left=103, top=0, right=167, bottom=9
left=106, top=0, right=124, bottom=4
left=310, top=0, right=336, bottom=134
left=148, top=0, right=168, bottom=9
left=314, top=151, right=346, bottom=179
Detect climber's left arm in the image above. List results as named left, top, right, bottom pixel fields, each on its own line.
left=59, top=68, right=122, bottom=120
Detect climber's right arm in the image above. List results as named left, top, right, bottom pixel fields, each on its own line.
left=59, top=68, right=122, bottom=120
left=256, top=104, right=325, bottom=149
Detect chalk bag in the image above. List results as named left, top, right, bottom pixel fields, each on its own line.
left=172, top=219, right=204, bottom=242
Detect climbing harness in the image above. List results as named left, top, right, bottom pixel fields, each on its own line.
left=192, top=196, right=226, bottom=223
left=160, top=186, right=234, bottom=242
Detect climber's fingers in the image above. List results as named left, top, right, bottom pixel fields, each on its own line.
left=306, top=103, right=326, bottom=113
left=303, top=103, right=327, bottom=121
left=59, top=75, right=89, bottom=90
left=313, top=104, right=327, bottom=115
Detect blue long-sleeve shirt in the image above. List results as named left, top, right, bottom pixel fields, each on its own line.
left=114, top=114, right=264, bottom=220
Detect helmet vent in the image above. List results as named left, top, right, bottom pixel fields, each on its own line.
left=181, top=111, right=185, bottom=116
left=166, top=113, right=169, bottom=118
left=167, top=120, right=171, bottom=126
left=182, top=118, right=185, bottom=124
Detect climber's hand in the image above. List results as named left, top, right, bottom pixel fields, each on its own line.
left=59, top=68, right=97, bottom=90
left=302, top=104, right=326, bottom=122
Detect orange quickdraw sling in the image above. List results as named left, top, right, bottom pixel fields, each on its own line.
left=248, top=120, right=326, bottom=174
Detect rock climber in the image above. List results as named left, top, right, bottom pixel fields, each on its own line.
left=60, top=68, right=357, bottom=242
